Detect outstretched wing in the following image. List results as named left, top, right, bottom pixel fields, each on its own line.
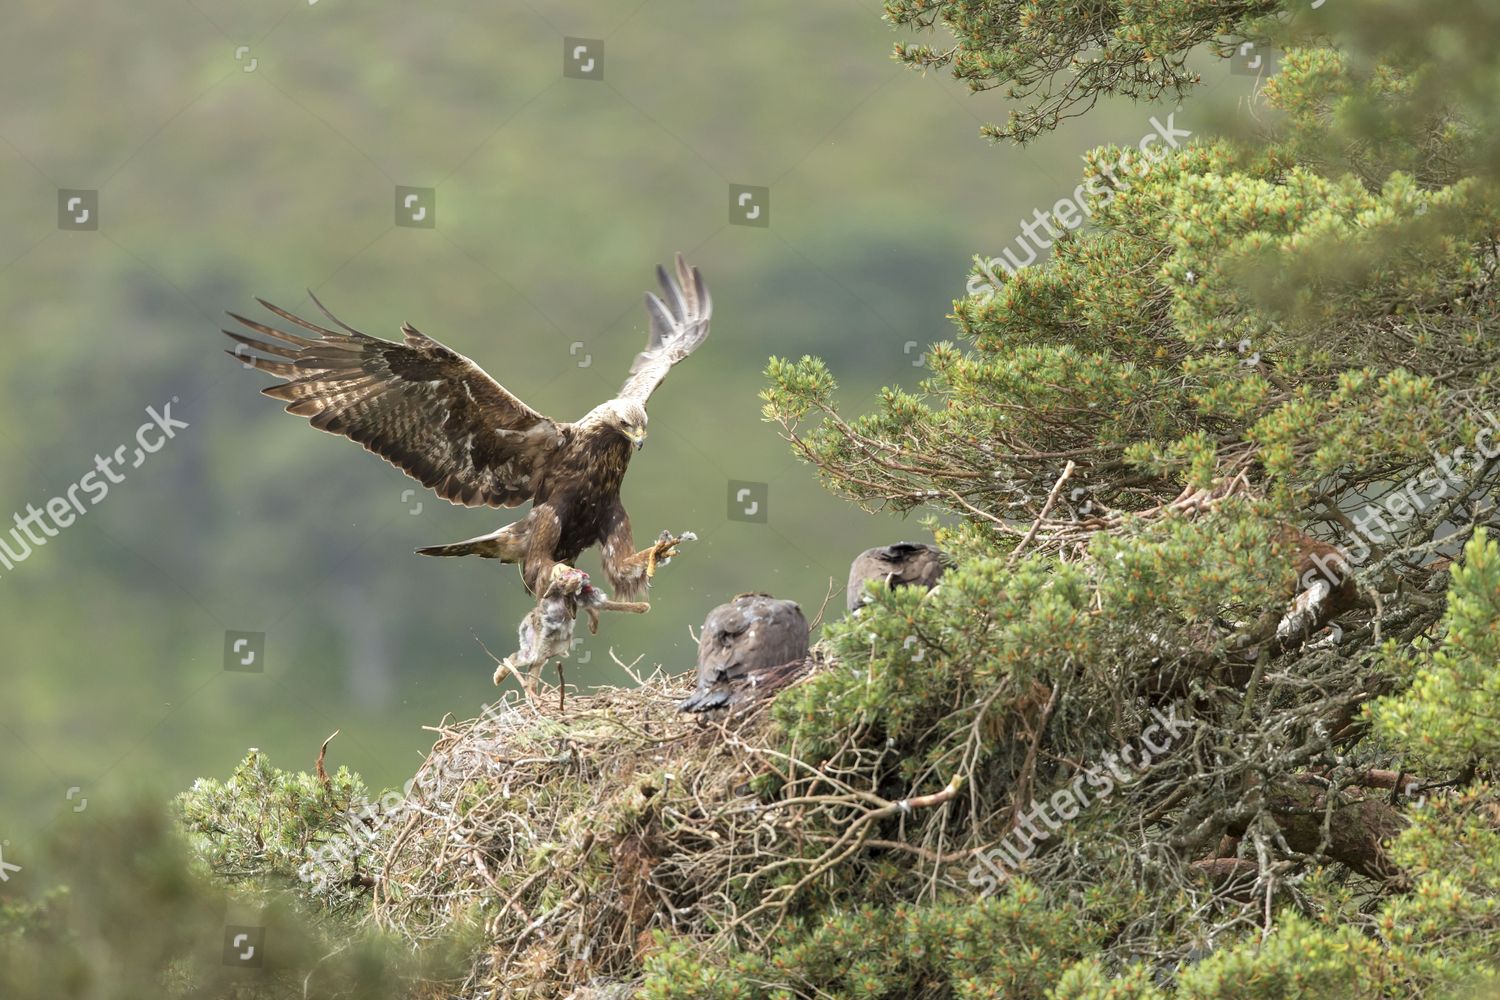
left=225, top=296, right=564, bottom=508
left=617, top=253, right=713, bottom=404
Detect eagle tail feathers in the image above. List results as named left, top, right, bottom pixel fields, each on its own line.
left=415, top=524, right=527, bottom=561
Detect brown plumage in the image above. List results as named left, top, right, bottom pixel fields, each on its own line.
left=678, top=594, right=810, bottom=715
left=846, top=542, right=949, bottom=612
left=225, top=254, right=711, bottom=600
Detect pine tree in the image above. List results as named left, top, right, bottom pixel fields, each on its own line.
left=728, top=0, right=1500, bottom=994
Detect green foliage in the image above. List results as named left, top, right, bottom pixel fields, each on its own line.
left=177, top=749, right=390, bottom=913
left=1272, top=0, right=1500, bottom=186
left=773, top=502, right=1299, bottom=765
left=774, top=553, right=1087, bottom=765
left=883, top=0, right=1280, bottom=143
left=1051, top=917, right=1393, bottom=1000
left=1170, top=915, right=1388, bottom=998
left=760, top=2, right=1500, bottom=998
left=642, top=882, right=1099, bottom=999
left=1050, top=958, right=1166, bottom=1000
left=1379, top=786, right=1500, bottom=990
left=1370, top=529, right=1500, bottom=770
left=764, top=119, right=1500, bottom=540
left=0, top=798, right=466, bottom=1000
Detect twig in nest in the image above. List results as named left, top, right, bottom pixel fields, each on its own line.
left=610, top=647, right=650, bottom=685
left=729, top=774, right=966, bottom=934
left=485, top=565, right=650, bottom=705
left=1010, top=461, right=1076, bottom=565
left=807, top=576, right=840, bottom=633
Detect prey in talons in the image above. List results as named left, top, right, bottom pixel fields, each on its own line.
left=496, top=564, right=649, bottom=705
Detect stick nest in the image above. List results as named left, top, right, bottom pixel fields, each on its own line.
left=367, top=666, right=791, bottom=997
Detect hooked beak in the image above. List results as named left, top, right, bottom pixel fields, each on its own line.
left=628, top=428, right=646, bottom=451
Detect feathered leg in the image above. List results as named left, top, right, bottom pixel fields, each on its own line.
left=583, top=596, right=651, bottom=634
left=520, top=507, right=565, bottom=597
left=598, top=499, right=694, bottom=602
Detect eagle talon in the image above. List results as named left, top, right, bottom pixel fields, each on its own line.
left=647, top=534, right=683, bottom=578
left=641, top=530, right=695, bottom=580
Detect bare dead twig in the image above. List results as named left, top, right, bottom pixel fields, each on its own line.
left=1011, top=461, right=1077, bottom=565
left=316, top=730, right=339, bottom=792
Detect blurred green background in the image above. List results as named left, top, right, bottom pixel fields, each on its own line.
left=0, top=0, right=1251, bottom=854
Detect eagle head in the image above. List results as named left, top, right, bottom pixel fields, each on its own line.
left=587, top=398, right=649, bottom=451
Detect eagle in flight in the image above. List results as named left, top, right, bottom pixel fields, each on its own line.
left=225, top=253, right=710, bottom=601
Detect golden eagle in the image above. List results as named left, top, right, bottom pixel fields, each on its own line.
left=678, top=594, right=810, bottom=715
left=845, top=542, right=949, bottom=612
left=225, top=253, right=710, bottom=600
